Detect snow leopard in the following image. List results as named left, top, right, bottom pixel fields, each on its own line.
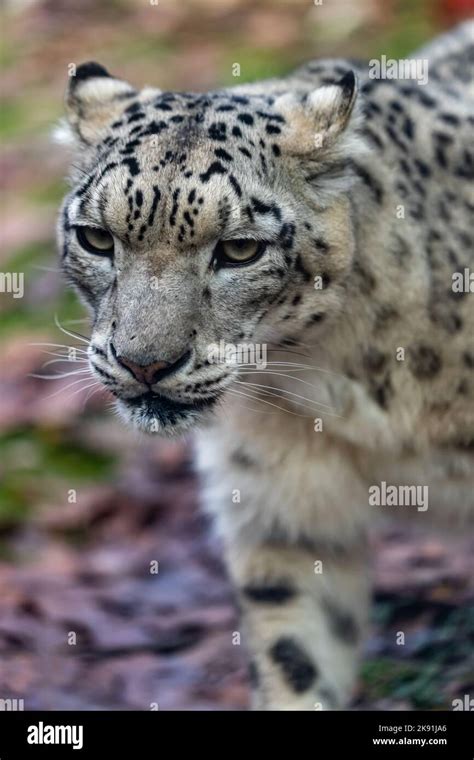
left=56, top=21, right=474, bottom=709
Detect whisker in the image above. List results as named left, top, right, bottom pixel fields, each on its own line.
left=40, top=351, right=88, bottom=359
left=29, top=369, right=91, bottom=380
left=41, top=357, right=89, bottom=369
left=224, top=392, right=270, bottom=415
left=29, top=342, right=89, bottom=354
left=82, top=383, right=108, bottom=409
left=32, top=265, right=62, bottom=273
left=237, top=361, right=346, bottom=378
left=235, top=378, right=335, bottom=412
left=66, top=381, right=103, bottom=401
left=226, top=388, right=282, bottom=415
left=227, top=387, right=308, bottom=417
left=60, top=318, right=91, bottom=325
left=42, top=375, right=97, bottom=401
left=235, top=381, right=333, bottom=415
left=70, top=162, right=91, bottom=180
left=269, top=347, right=312, bottom=359
left=54, top=313, right=91, bottom=345
left=237, top=370, right=337, bottom=404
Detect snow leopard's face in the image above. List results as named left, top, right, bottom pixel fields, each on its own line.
left=57, top=62, right=361, bottom=434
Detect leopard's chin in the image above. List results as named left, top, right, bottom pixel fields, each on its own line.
left=115, top=391, right=219, bottom=436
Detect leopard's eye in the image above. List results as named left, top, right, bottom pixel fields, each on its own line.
left=76, top=226, right=114, bottom=256
left=213, top=238, right=266, bottom=267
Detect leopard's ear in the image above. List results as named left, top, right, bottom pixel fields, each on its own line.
left=274, top=71, right=360, bottom=156
left=65, top=62, right=137, bottom=144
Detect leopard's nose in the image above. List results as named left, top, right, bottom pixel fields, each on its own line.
left=111, top=344, right=191, bottom=385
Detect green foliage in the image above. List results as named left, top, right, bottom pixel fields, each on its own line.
left=0, top=427, right=115, bottom=526
left=361, top=658, right=447, bottom=709
left=0, top=95, right=61, bottom=141
left=371, top=0, right=436, bottom=59
left=220, top=47, right=296, bottom=85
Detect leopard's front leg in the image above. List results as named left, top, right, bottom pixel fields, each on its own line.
left=227, top=536, right=369, bottom=710
left=196, top=426, right=371, bottom=711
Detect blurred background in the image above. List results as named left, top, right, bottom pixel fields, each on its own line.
left=1, top=0, right=473, bottom=711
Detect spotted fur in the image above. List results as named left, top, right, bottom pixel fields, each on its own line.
left=57, top=22, right=474, bottom=709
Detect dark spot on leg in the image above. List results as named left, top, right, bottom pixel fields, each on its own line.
left=322, top=597, right=359, bottom=645
left=243, top=583, right=297, bottom=604
left=269, top=637, right=317, bottom=693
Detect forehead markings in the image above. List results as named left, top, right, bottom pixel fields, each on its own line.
left=199, top=161, right=227, bottom=183
left=70, top=88, right=290, bottom=244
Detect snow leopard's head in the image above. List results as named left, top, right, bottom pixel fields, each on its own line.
left=57, top=62, right=363, bottom=434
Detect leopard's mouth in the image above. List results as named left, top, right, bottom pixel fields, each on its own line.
left=117, top=390, right=219, bottom=434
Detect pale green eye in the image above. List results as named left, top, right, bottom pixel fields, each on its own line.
left=76, top=226, right=114, bottom=255
left=214, top=238, right=266, bottom=267
left=222, top=239, right=259, bottom=262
